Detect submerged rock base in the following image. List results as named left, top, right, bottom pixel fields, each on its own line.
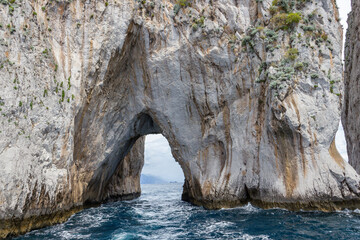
left=0, top=207, right=82, bottom=239
left=183, top=198, right=360, bottom=212
left=0, top=190, right=141, bottom=239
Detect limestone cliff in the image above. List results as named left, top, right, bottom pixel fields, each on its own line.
left=1, top=0, right=360, bottom=238
left=344, top=0, right=360, bottom=174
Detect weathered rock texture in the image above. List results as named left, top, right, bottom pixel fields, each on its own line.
left=101, top=137, right=144, bottom=202
left=344, top=0, right=360, bottom=174
left=1, top=0, right=360, bottom=238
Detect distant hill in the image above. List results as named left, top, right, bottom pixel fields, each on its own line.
left=140, top=174, right=167, bottom=184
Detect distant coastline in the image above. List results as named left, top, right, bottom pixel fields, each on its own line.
left=140, top=174, right=167, bottom=184
left=140, top=174, right=182, bottom=184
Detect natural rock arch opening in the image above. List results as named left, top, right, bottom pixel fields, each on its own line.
left=76, top=112, right=191, bottom=205
left=141, top=134, right=184, bottom=184
left=71, top=21, right=230, bottom=210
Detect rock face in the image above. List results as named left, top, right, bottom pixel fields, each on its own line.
left=344, top=0, right=360, bottom=174
left=101, top=137, right=145, bottom=202
left=1, top=0, right=360, bottom=238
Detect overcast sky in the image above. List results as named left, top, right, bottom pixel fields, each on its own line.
left=142, top=1, right=353, bottom=182
left=142, top=134, right=184, bottom=182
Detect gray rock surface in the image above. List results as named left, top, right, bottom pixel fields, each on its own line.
left=1, top=0, right=360, bottom=238
left=344, top=0, right=360, bottom=174
left=101, top=137, right=144, bottom=202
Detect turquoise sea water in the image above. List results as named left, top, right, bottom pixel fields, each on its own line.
left=14, top=183, right=360, bottom=240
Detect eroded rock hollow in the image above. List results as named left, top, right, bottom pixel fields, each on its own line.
left=1, top=0, right=360, bottom=238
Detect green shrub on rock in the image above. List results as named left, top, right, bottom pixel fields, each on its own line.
left=286, top=48, right=299, bottom=60
left=271, top=12, right=302, bottom=30
left=286, top=13, right=302, bottom=25
left=311, top=73, right=319, bottom=79
left=294, top=62, right=304, bottom=71
left=174, top=0, right=191, bottom=15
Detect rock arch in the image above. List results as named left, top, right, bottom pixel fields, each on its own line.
left=71, top=21, right=245, bottom=209
left=2, top=0, right=360, bottom=238
left=70, top=20, right=360, bottom=211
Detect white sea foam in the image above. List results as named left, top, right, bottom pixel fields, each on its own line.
left=240, top=203, right=260, bottom=212
left=112, top=233, right=135, bottom=240
left=240, top=233, right=272, bottom=240
left=353, top=209, right=360, bottom=214
left=58, top=230, right=91, bottom=239
left=221, top=202, right=260, bottom=212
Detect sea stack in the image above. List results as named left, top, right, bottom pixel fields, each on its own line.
left=344, top=0, right=360, bottom=174
left=1, top=0, right=360, bottom=238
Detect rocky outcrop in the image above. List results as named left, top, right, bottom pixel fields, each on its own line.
left=344, top=0, right=360, bottom=174
left=1, top=0, right=360, bottom=238
left=98, top=137, right=145, bottom=203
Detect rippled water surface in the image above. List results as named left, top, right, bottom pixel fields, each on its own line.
left=14, top=183, right=360, bottom=240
